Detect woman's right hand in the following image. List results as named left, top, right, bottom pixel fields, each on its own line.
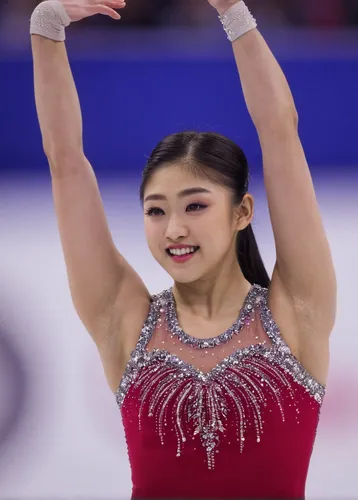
left=58, top=0, right=126, bottom=22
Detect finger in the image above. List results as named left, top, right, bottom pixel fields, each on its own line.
left=97, top=5, right=122, bottom=19
left=105, top=0, right=126, bottom=7
left=86, top=4, right=121, bottom=19
left=100, top=0, right=126, bottom=9
left=89, top=0, right=125, bottom=7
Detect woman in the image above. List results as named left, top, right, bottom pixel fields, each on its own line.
left=30, top=0, right=337, bottom=498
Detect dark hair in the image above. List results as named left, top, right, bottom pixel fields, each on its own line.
left=140, top=131, right=270, bottom=289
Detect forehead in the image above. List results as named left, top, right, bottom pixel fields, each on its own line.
left=144, top=164, right=223, bottom=199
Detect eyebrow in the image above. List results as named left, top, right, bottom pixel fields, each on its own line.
left=144, top=187, right=212, bottom=203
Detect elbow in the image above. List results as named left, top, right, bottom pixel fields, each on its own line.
left=257, top=105, right=299, bottom=138
left=42, top=129, right=83, bottom=162
left=290, top=106, right=299, bottom=130
left=43, top=139, right=83, bottom=166
left=45, top=145, right=86, bottom=178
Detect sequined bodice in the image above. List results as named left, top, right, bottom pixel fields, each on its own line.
left=116, top=285, right=325, bottom=499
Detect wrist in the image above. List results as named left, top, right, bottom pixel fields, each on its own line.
left=30, top=1, right=71, bottom=42
left=216, top=0, right=241, bottom=17
left=218, top=1, right=257, bottom=43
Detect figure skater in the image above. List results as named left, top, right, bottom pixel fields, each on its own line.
left=30, top=0, right=337, bottom=498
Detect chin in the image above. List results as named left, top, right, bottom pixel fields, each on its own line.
left=164, top=265, right=205, bottom=284
left=154, top=253, right=213, bottom=284
left=152, top=256, right=199, bottom=283
left=169, top=274, right=201, bottom=285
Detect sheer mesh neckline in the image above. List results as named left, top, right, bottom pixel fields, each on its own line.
left=160, top=284, right=259, bottom=349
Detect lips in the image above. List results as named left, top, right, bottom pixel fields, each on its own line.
left=166, top=246, right=199, bottom=256
left=166, top=246, right=200, bottom=263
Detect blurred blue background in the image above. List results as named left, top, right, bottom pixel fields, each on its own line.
left=0, top=1, right=357, bottom=499
left=1, top=0, right=358, bottom=176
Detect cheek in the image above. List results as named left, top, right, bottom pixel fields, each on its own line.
left=201, top=211, right=233, bottom=237
left=144, top=220, right=163, bottom=253
left=202, top=218, right=236, bottom=253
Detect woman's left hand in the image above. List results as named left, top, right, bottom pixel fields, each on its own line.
left=206, top=0, right=241, bottom=16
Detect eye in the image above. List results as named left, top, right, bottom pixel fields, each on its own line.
left=145, top=207, right=165, bottom=217
left=186, top=203, right=207, bottom=212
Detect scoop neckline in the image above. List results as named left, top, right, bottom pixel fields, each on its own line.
left=164, top=284, right=260, bottom=348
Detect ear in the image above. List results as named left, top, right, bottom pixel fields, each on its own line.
left=234, top=194, right=254, bottom=231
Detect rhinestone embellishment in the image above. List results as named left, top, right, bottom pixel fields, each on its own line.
left=219, top=1, right=257, bottom=42
left=116, top=285, right=325, bottom=469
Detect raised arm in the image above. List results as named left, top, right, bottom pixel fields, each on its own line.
left=210, top=2, right=336, bottom=342
left=31, top=1, right=150, bottom=359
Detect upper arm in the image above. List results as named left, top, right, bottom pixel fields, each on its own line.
left=260, top=126, right=337, bottom=338
left=31, top=36, right=150, bottom=353
left=51, top=154, right=150, bottom=343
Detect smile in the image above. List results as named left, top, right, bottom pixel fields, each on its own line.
left=166, top=246, right=200, bottom=263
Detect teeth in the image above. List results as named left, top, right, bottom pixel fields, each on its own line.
left=169, top=247, right=197, bottom=256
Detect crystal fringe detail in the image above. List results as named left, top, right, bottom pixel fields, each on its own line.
left=116, top=285, right=325, bottom=469
left=131, top=346, right=298, bottom=469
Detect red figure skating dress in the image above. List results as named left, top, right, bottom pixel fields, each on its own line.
left=116, top=285, right=324, bottom=499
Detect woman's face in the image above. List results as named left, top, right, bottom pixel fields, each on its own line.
left=143, top=164, right=252, bottom=284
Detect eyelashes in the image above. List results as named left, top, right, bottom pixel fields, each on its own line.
left=145, top=207, right=164, bottom=217
left=145, top=203, right=207, bottom=217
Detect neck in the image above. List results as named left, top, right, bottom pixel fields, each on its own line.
left=172, top=261, right=252, bottom=320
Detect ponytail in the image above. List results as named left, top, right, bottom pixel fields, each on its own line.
left=236, top=224, right=270, bottom=288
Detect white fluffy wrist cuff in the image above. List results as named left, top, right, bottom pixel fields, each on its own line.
left=219, top=1, right=257, bottom=42
left=30, top=1, right=71, bottom=42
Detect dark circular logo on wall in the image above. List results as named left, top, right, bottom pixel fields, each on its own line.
left=0, top=320, right=31, bottom=477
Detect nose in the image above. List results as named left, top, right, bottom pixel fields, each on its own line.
left=165, top=214, right=189, bottom=242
